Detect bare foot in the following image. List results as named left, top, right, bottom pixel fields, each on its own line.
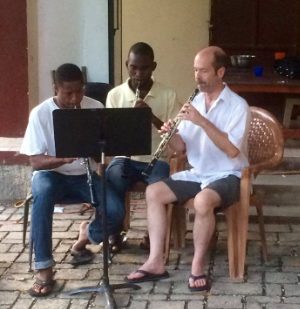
left=71, top=221, right=90, bottom=252
left=126, top=258, right=165, bottom=280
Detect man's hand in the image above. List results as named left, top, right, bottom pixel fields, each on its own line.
left=178, top=103, right=206, bottom=127
left=135, top=99, right=164, bottom=130
left=158, top=119, right=185, bottom=152
left=158, top=119, right=178, bottom=135
left=29, top=155, right=79, bottom=171
left=61, top=158, right=78, bottom=164
left=134, top=99, right=149, bottom=108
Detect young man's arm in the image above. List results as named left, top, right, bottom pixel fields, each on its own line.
left=29, top=155, right=77, bottom=171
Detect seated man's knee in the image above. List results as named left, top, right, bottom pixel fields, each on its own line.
left=194, top=190, right=219, bottom=217
left=31, top=172, right=56, bottom=196
left=146, top=181, right=172, bottom=205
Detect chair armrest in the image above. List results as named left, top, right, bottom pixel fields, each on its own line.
left=170, top=153, right=188, bottom=175
left=247, top=154, right=283, bottom=177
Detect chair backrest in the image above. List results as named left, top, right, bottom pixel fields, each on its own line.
left=248, top=106, right=284, bottom=168
left=84, top=82, right=113, bottom=105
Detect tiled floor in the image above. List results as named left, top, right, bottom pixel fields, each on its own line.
left=0, top=199, right=299, bottom=309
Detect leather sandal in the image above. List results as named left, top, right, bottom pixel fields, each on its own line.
left=69, top=249, right=93, bottom=265
left=28, top=278, right=55, bottom=297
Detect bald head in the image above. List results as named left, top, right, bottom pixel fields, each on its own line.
left=195, top=46, right=228, bottom=73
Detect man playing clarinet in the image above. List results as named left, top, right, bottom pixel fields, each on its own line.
left=105, top=42, right=181, bottom=252
left=125, top=46, right=250, bottom=292
left=20, top=64, right=122, bottom=297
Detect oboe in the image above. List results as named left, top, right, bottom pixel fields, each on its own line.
left=122, top=83, right=141, bottom=177
left=142, top=88, right=199, bottom=178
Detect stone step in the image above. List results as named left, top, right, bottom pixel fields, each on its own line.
left=253, top=174, right=300, bottom=206
left=189, top=205, right=300, bottom=223
left=254, top=185, right=300, bottom=206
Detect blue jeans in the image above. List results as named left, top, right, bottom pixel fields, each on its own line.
left=106, top=158, right=170, bottom=231
left=31, top=171, right=124, bottom=270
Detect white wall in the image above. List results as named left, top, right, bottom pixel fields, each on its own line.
left=27, top=0, right=109, bottom=108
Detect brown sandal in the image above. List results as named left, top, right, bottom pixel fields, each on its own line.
left=28, top=278, right=55, bottom=297
left=69, top=249, right=93, bottom=265
left=109, top=233, right=124, bottom=253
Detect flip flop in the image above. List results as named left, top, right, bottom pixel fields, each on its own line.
left=188, top=274, right=208, bottom=292
left=124, top=269, right=169, bottom=283
left=69, top=249, right=93, bottom=265
left=28, top=278, right=56, bottom=297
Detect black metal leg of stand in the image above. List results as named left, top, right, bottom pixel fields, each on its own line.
left=28, top=239, right=33, bottom=272
left=23, top=194, right=33, bottom=247
left=68, top=150, right=140, bottom=308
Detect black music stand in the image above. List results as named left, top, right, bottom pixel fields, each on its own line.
left=53, top=108, right=152, bottom=308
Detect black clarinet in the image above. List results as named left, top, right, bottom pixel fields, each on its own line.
left=81, top=158, right=97, bottom=206
left=142, top=88, right=199, bottom=178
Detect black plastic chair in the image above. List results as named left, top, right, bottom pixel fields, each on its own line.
left=84, top=82, right=113, bottom=106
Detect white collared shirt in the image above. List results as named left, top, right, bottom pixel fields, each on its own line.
left=172, top=84, right=250, bottom=189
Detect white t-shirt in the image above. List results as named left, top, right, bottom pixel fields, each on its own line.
left=172, top=84, right=250, bottom=189
left=20, top=96, right=104, bottom=175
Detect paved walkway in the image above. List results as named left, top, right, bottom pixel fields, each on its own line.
left=0, top=198, right=299, bottom=309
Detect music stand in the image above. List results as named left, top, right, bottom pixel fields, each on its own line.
left=53, top=107, right=152, bottom=308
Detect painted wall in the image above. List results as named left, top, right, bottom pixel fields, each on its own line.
left=27, top=0, right=109, bottom=108
left=120, top=0, right=210, bottom=103
left=0, top=0, right=28, bottom=137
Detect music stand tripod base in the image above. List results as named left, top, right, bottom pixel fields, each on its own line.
left=68, top=282, right=141, bottom=303
left=67, top=154, right=141, bottom=308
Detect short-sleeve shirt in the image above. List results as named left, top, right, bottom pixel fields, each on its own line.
left=20, top=96, right=104, bottom=175
left=106, top=78, right=181, bottom=162
left=172, top=84, right=250, bottom=189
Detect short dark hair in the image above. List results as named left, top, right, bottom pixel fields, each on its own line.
left=212, top=51, right=229, bottom=72
left=128, top=42, right=154, bottom=61
left=55, top=63, right=83, bottom=86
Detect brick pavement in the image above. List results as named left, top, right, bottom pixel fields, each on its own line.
left=0, top=199, right=299, bottom=309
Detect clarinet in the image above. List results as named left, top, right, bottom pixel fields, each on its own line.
left=81, top=158, right=97, bottom=206
left=122, top=83, right=140, bottom=178
left=74, top=105, right=97, bottom=206
left=142, top=88, right=199, bottom=178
